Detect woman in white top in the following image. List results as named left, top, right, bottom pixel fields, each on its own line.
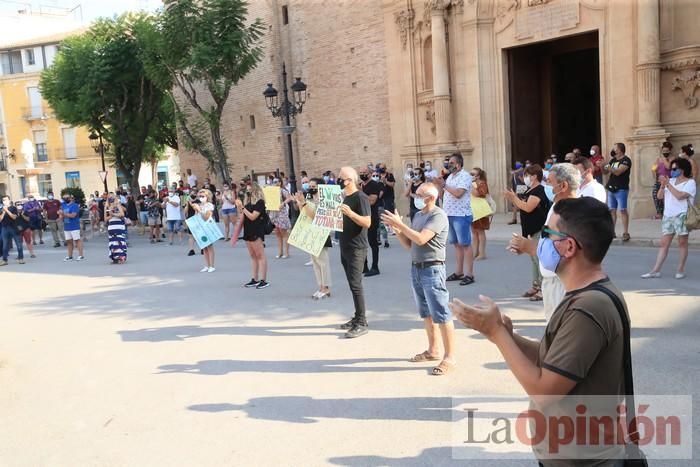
left=220, top=182, right=238, bottom=241
left=192, top=189, right=216, bottom=273
left=642, top=157, right=696, bottom=279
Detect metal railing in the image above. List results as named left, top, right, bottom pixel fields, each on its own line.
left=21, top=106, right=50, bottom=120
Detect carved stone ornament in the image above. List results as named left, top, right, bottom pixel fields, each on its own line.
left=527, top=0, right=549, bottom=5
left=395, top=9, right=415, bottom=50
left=424, top=100, right=436, bottom=135
left=423, top=0, right=463, bottom=27
left=496, top=0, right=521, bottom=33
left=671, top=69, right=700, bottom=109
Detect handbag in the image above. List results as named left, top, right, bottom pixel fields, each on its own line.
left=588, top=285, right=648, bottom=467
left=684, top=199, right=700, bottom=231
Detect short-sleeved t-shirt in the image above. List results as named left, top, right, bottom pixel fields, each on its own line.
left=411, top=206, right=449, bottom=263
left=664, top=178, right=696, bottom=217
left=520, top=184, right=549, bottom=238
left=61, top=202, right=81, bottom=231
left=362, top=179, right=382, bottom=217
left=146, top=198, right=161, bottom=219
left=0, top=205, right=18, bottom=228
left=137, top=194, right=148, bottom=212
left=579, top=179, right=607, bottom=203
left=44, top=199, right=61, bottom=220
left=607, top=155, right=632, bottom=190
left=443, top=169, right=473, bottom=217
left=339, top=190, right=371, bottom=249
left=243, top=199, right=266, bottom=241
left=15, top=210, right=30, bottom=230
left=382, top=173, right=396, bottom=204
left=165, top=195, right=182, bottom=220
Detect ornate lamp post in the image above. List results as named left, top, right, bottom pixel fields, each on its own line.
left=263, top=62, right=307, bottom=193
left=89, top=131, right=110, bottom=193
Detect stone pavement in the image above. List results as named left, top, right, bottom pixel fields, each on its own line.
left=488, top=213, right=700, bottom=249
left=0, top=230, right=698, bottom=466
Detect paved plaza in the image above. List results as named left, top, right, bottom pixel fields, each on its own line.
left=0, top=227, right=698, bottom=466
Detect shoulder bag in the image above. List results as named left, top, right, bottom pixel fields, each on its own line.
left=684, top=199, right=700, bottom=231
left=587, top=285, right=648, bottom=467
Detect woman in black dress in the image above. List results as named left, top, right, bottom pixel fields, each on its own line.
left=235, top=182, right=270, bottom=289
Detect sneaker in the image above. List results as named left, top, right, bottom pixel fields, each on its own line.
left=200, top=266, right=209, bottom=272
left=675, top=273, right=685, bottom=280
left=338, top=319, right=356, bottom=330
left=640, top=272, right=661, bottom=279
left=187, top=250, right=195, bottom=256
left=18, top=259, right=25, bottom=264
left=63, top=256, right=73, bottom=262
left=207, top=267, right=216, bottom=273
left=0, top=260, right=7, bottom=266
left=53, top=243, right=61, bottom=248
left=244, top=278, right=260, bottom=288
left=364, top=268, right=380, bottom=277
left=256, top=280, right=270, bottom=289
left=76, top=256, right=85, bottom=261
left=384, top=241, right=390, bottom=248
left=39, top=240, right=44, bottom=244
left=304, top=260, right=313, bottom=266
left=30, top=254, right=36, bottom=258
left=345, top=324, right=368, bottom=339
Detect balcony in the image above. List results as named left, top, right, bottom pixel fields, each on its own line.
left=42, top=146, right=99, bottom=162
left=21, top=106, right=51, bottom=120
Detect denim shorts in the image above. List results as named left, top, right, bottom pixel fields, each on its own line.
left=222, top=208, right=237, bottom=215
left=139, top=211, right=149, bottom=224
left=607, top=189, right=629, bottom=211
left=447, top=215, right=473, bottom=246
left=167, top=219, right=182, bottom=232
left=411, top=264, right=452, bottom=324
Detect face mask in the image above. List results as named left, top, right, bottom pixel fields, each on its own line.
left=302, top=182, right=310, bottom=191
left=537, top=237, right=562, bottom=274
left=63, top=198, right=71, bottom=203
left=588, top=150, right=595, bottom=156
left=372, top=175, right=380, bottom=182
left=545, top=163, right=553, bottom=170
left=443, top=162, right=449, bottom=169
left=338, top=178, right=346, bottom=190
left=524, top=176, right=532, bottom=187
left=329, top=178, right=335, bottom=184
left=662, top=152, right=670, bottom=158
left=515, top=163, right=523, bottom=169
left=425, top=164, right=431, bottom=171
left=323, top=176, right=330, bottom=183
left=448, top=164, right=458, bottom=173
left=168, top=192, right=174, bottom=197
left=414, top=197, right=426, bottom=210
left=199, top=197, right=207, bottom=203
left=28, top=197, right=34, bottom=201
left=308, top=188, right=318, bottom=196
left=671, top=169, right=682, bottom=178
left=48, top=195, right=54, bottom=200
left=360, top=174, right=369, bottom=181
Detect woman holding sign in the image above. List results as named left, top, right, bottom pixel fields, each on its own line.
left=235, top=183, right=270, bottom=289
left=192, top=189, right=217, bottom=273
left=293, top=178, right=332, bottom=299
left=270, top=178, right=293, bottom=259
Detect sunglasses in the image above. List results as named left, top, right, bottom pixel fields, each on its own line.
left=542, top=225, right=582, bottom=248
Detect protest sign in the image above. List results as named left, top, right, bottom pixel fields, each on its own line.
left=263, top=186, right=281, bottom=211
left=288, top=208, right=330, bottom=257
left=186, top=215, right=224, bottom=249
left=471, top=196, right=494, bottom=221
left=311, top=184, right=343, bottom=231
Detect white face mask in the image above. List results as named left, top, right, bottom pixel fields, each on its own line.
left=372, top=175, right=380, bottom=182
left=199, top=197, right=207, bottom=203
left=590, top=149, right=596, bottom=156
left=168, top=192, right=174, bottom=197
left=48, top=195, right=54, bottom=200
left=524, top=176, right=532, bottom=187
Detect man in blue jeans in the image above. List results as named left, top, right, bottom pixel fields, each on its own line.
left=0, top=195, right=24, bottom=266
left=382, top=182, right=456, bottom=376
left=437, top=152, right=475, bottom=285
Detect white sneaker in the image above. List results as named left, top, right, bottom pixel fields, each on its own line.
left=304, top=261, right=313, bottom=266
left=63, top=256, right=73, bottom=262
left=207, top=267, right=216, bottom=273
left=76, top=256, right=85, bottom=261
left=640, top=272, right=661, bottom=279
left=200, top=266, right=209, bottom=272
left=675, top=273, right=685, bottom=279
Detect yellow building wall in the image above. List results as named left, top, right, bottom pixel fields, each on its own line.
left=0, top=72, right=119, bottom=200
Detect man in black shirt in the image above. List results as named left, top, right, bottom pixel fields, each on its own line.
left=360, top=167, right=382, bottom=276
left=378, top=163, right=396, bottom=248
left=0, top=195, right=24, bottom=265
left=603, top=142, right=633, bottom=241
left=337, top=166, right=372, bottom=338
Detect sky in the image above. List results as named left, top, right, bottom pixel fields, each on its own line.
left=0, top=0, right=162, bottom=22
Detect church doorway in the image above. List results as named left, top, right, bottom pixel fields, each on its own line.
left=506, top=31, right=601, bottom=168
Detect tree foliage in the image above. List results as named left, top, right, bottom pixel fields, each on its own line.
left=40, top=14, right=175, bottom=194
left=143, top=0, right=265, bottom=181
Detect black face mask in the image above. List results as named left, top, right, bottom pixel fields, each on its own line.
left=338, top=178, right=347, bottom=189
left=63, top=198, right=71, bottom=203
left=360, top=174, right=369, bottom=181
left=308, top=188, right=318, bottom=196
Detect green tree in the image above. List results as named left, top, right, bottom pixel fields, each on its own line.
left=143, top=0, right=265, bottom=181
left=40, top=14, right=175, bottom=195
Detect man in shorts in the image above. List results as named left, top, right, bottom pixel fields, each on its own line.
left=164, top=188, right=183, bottom=245
left=59, top=193, right=84, bottom=261
left=382, top=182, right=456, bottom=376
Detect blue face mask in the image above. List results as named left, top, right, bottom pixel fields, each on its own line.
left=414, top=197, right=426, bottom=210
left=545, top=163, right=553, bottom=170
left=537, top=237, right=562, bottom=274
left=671, top=169, right=682, bottom=178
left=302, top=182, right=310, bottom=191
left=323, top=176, right=330, bottom=183
left=515, top=163, right=523, bottom=169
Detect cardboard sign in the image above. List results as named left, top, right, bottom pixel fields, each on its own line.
left=263, top=186, right=281, bottom=211
left=471, top=196, right=494, bottom=221
left=186, top=215, right=223, bottom=249
left=311, top=184, right=343, bottom=231
left=288, top=208, right=330, bottom=257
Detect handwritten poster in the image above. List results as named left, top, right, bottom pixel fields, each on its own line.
left=186, top=215, right=223, bottom=249
left=311, top=184, right=343, bottom=231
left=471, top=196, right=494, bottom=221
left=263, top=186, right=281, bottom=211
left=288, top=209, right=330, bottom=257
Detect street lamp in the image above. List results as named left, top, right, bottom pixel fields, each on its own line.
left=263, top=62, right=307, bottom=193
left=89, top=130, right=110, bottom=193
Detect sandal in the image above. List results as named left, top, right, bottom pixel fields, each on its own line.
left=529, top=291, right=543, bottom=301
left=507, top=220, right=517, bottom=225
left=622, top=233, right=631, bottom=242
left=410, top=351, right=440, bottom=363
left=522, top=287, right=539, bottom=298
left=432, top=360, right=455, bottom=376
left=459, top=275, right=475, bottom=286
left=446, top=273, right=464, bottom=282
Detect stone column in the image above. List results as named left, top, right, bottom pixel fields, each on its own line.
left=430, top=2, right=453, bottom=145
left=636, top=0, right=662, bottom=130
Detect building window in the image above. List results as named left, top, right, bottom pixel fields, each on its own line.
left=282, top=5, right=289, bottom=25
left=25, top=49, right=35, bottom=65
left=62, top=127, right=77, bottom=159
left=249, top=115, right=256, bottom=130
left=35, top=143, right=48, bottom=162
left=65, top=171, right=81, bottom=188
left=1, top=51, right=23, bottom=74
left=19, top=176, right=26, bottom=198
left=37, top=174, right=52, bottom=196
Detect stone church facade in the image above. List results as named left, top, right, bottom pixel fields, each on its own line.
left=179, top=0, right=700, bottom=218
